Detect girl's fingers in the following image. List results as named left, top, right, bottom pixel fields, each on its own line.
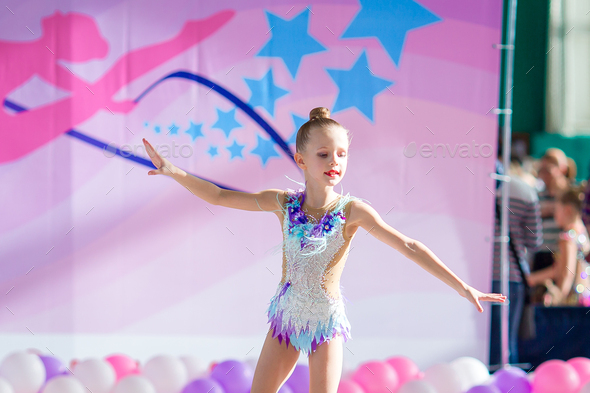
left=480, top=293, right=506, bottom=302
left=472, top=298, right=483, bottom=312
left=143, top=138, right=157, bottom=158
left=142, top=140, right=163, bottom=171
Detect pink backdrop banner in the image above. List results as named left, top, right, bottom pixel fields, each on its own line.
left=0, top=0, right=501, bottom=365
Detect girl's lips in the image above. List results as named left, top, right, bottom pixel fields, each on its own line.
left=325, top=171, right=339, bottom=177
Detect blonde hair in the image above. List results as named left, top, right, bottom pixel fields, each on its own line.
left=542, top=148, right=576, bottom=182
left=295, top=107, right=351, bottom=153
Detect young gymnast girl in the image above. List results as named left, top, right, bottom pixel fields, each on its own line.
left=142, top=107, right=506, bottom=393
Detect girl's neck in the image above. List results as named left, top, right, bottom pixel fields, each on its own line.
left=560, top=215, right=584, bottom=232
left=302, top=183, right=339, bottom=209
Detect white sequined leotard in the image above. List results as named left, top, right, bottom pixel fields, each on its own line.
left=264, top=179, right=370, bottom=357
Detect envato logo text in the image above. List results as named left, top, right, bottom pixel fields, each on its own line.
left=103, top=141, right=194, bottom=158
left=403, top=141, right=493, bottom=158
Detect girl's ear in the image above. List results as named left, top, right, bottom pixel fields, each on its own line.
left=294, top=152, right=306, bottom=169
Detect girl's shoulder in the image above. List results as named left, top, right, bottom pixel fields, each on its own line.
left=559, top=227, right=586, bottom=241
left=559, top=229, right=576, bottom=242
left=283, top=188, right=304, bottom=207
left=559, top=228, right=590, bottom=260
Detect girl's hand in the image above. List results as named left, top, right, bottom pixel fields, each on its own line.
left=142, top=138, right=177, bottom=177
left=459, top=285, right=507, bottom=313
left=543, top=279, right=563, bottom=306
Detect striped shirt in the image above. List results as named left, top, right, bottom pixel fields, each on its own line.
left=538, top=188, right=562, bottom=253
left=493, top=177, right=543, bottom=283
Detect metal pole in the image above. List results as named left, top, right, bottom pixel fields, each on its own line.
left=501, top=0, right=518, bottom=368
left=492, top=0, right=517, bottom=368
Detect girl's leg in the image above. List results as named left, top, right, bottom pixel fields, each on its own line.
left=308, top=334, right=344, bottom=393
left=251, top=328, right=301, bottom=393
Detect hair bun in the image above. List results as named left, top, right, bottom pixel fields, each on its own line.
left=309, top=107, right=330, bottom=121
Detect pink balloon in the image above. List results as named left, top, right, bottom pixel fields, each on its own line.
left=351, top=361, right=398, bottom=393
left=532, top=360, right=580, bottom=393
left=337, top=379, right=365, bottom=393
left=384, top=356, right=420, bottom=385
left=567, top=358, right=590, bottom=385
left=105, top=354, right=140, bottom=381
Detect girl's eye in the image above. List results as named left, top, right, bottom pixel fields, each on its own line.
left=319, top=153, right=347, bottom=157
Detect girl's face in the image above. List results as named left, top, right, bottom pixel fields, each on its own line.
left=295, top=126, right=349, bottom=189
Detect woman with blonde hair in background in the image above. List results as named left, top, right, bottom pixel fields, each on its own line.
left=531, top=148, right=576, bottom=274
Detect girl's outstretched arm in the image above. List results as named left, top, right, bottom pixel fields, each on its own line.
left=142, top=138, right=283, bottom=212
left=349, top=200, right=506, bottom=313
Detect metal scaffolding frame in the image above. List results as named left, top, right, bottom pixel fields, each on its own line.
left=489, top=0, right=520, bottom=370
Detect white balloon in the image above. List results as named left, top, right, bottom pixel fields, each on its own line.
left=143, top=355, right=188, bottom=393
left=398, top=380, right=438, bottom=393
left=450, top=357, right=490, bottom=390
left=580, top=381, right=590, bottom=393
left=423, top=363, right=463, bottom=393
left=71, top=358, right=116, bottom=393
left=0, top=351, right=45, bottom=393
left=0, top=377, right=14, bottom=393
left=180, top=355, right=209, bottom=380
left=113, top=375, right=157, bottom=393
left=41, top=376, right=85, bottom=393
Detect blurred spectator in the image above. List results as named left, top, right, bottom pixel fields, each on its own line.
left=527, top=186, right=590, bottom=306
left=489, top=159, right=542, bottom=366
left=532, top=148, right=574, bottom=273
left=508, top=155, right=538, bottom=189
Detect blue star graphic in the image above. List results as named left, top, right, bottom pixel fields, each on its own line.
left=211, top=107, right=243, bottom=138
left=226, top=139, right=246, bottom=160
left=256, top=7, right=328, bottom=79
left=325, top=49, right=394, bottom=123
left=340, top=0, right=442, bottom=68
left=144, top=121, right=149, bottom=128
left=208, top=145, right=219, bottom=158
left=167, top=123, right=179, bottom=135
left=244, top=68, right=289, bottom=118
left=154, top=125, right=161, bottom=134
left=250, top=134, right=281, bottom=168
left=185, top=121, right=205, bottom=142
left=287, top=113, right=308, bottom=146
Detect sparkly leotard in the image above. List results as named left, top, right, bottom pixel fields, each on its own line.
left=263, top=180, right=370, bottom=357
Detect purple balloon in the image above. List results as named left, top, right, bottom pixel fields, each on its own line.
left=38, top=355, right=67, bottom=381
left=285, top=364, right=310, bottom=393
left=210, top=360, right=253, bottom=393
left=183, top=377, right=226, bottom=393
left=491, top=367, right=532, bottom=393
left=467, top=385, right=501, bottom=393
